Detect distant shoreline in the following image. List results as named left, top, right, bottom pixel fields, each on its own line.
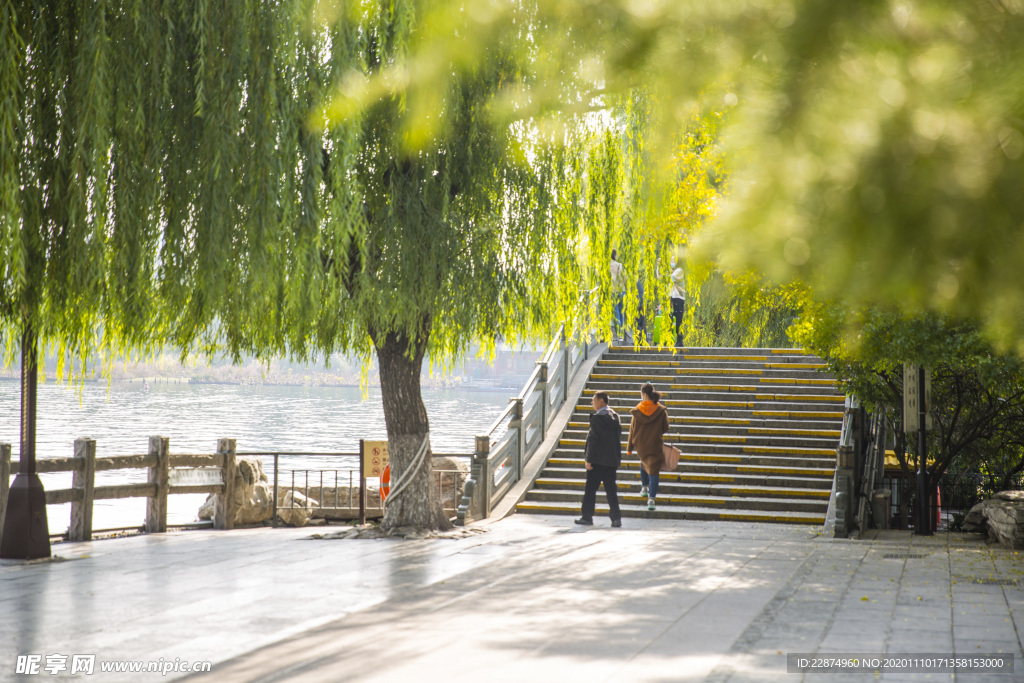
left=0, top=376, right=521, bottom=393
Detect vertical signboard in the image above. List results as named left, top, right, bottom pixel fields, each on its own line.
left=359, top=440, right=389, bottom=524
left=363, top=441, right=390, bottom=477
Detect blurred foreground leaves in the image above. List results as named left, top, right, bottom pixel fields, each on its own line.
left=316, top=0, right=1024, bottom=351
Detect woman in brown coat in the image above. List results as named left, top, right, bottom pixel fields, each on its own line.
left=627, top=383, right=669, bottom=510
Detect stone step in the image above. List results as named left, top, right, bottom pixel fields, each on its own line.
left=547, top=456, right=833, bottom=480
left=584, top=383, right=840, bottom=397
left=586, top=377, right=839, bottom=390
left=523, top=489, right=828, bottom=513
left=576, top=400, right=844, bottom=416
left=605, top=346, right=814, bottom=358
left=572, top=406, right=843, bottom=421
left=596, top=358, right=829, bottom=372
left=560, top=429, right=837, bottom=450
left=533, top=477, right=832, bottom=500
left=566, top=420, right=841, bottom=439
left=558, top=438, right=835, bottom=458
left=551, top=451, right=836, bottom=472
left=515, top=499, right=827, bottom=525
left=538, top=465, right=834, bottom=490
left=591, top=368, right=832, bottom=381
left=581, top=390, right=845, bottom=405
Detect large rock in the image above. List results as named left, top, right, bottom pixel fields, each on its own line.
left=197, top=456, right=273, bottom=525
left=962, top=491, right=1024, bottom=549
left=432, top=456, right=469, bottom=510
left=277, top=490, right=319, bottom=527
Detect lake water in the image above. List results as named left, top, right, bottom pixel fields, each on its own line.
left=0, top=380, right=512, bottom=532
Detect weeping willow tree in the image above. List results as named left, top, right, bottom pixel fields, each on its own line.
left=277, top=2, right=624, bottom=532
left=0, top=0, right=320, bottom=556
left=0, top=1, right=323, bottom=364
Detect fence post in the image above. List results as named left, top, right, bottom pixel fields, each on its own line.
left=511, top=398, right=525, bottom=480
left=562, top=329, right=570, bottom=403
left=69, top=438, right=96, bottom=541
left=215, top=438, right=237, bottom=530
left=478, top=435, right=493, bottom=518
left=0, top=443, right=10, bottom=546
left=537, top=361, right=549, bottom=439
left=145, top=436, right=169, bottom=533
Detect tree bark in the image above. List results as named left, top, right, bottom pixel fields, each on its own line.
left=371, top=319, right=452, bottom=533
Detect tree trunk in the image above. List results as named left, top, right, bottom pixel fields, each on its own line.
left=372, top=321, right=452, bottom=533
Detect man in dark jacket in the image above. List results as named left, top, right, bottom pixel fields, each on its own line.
left=576, top=391, right=623, bottom=527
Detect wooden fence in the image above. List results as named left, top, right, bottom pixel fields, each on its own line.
left=0, top=437, right=238, bottom=544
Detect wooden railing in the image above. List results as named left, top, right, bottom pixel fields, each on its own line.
left=456, top=288, right=602, bottom=525
left=0, top=437, right=238, bottom=543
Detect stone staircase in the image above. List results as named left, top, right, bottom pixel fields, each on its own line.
left=516, top=346, right=843, bottom=524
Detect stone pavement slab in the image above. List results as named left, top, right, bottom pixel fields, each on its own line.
left=1, top=517, right=1022, bottom=682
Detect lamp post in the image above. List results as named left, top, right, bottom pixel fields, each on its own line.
left=0, top=326, right=51, bottom=559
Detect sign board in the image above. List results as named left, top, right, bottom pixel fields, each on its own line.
left=168, top=467, right=224, bottom=486
left=362, top=440, right=390, bottom=478
left=903, top=364, right=933, bottom=432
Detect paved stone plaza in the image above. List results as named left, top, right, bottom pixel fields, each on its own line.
left=2, top=515, right=1022, bottom=682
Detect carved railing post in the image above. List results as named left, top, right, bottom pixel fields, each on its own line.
left=69, top=438, right=96, bottom=541
left=145, top=437, right=169, bottom=533
left=456, top=437, right=490, bottom=527
left=215, top=438, right=237, bottom=530
left=511, top=398, right=525, bottom=480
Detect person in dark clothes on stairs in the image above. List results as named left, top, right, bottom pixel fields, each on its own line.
left=575, top=391, right=623, bottom=527
left=627, top=383, right=669, bottom=511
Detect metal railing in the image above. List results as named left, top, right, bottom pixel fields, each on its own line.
left=456, top=288, right=602, bottom=525
left=855, top=412, right=887, bottom=534
left=243, top=451, right=470, bottom=523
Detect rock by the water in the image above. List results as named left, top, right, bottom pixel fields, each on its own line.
left=198, top=496, right=215, bottom=522
left=961, top=491, right=1024, bottom=549
left=277, top=490, right=319, bottom=527
left=432, top=456, right=469, bottom=510
left=197, top=456, right=273, bottom=525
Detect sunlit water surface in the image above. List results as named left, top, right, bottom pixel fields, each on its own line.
left=0, top=381, right=510, bottom=531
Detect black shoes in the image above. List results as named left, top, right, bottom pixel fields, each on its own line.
left=576, top=518, right=621, bottom=527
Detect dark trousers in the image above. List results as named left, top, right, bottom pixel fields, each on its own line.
left=580, top=464, right=621, bottom=521
left=671, top=297, right=686, bottom=346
